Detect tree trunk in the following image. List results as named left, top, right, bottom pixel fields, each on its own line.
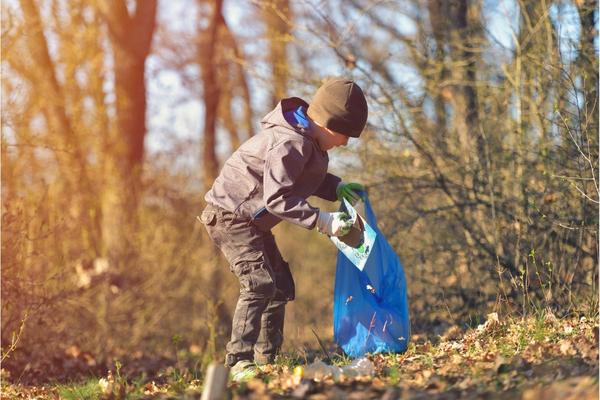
left=100, top=0, right=157, bottom=262
left=262, top=0, right=290, bottom=106
left=577, top=0, right=598, bottom=136
left=20, top=0, right=99, bottom=251
left=200, top=0, right=224, bottom=191
left=426, top=0, right=449, bottom=149
left=448, top=0, right=483, bottom=164
left=198, top=0, right=232, bottom=330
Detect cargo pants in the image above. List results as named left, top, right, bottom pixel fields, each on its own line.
left=199, top=203, right=295, bottom=367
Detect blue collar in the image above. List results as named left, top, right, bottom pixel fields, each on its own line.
left=284, top=106, right=310, bottom=130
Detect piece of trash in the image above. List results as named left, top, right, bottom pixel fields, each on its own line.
left=300, top=357, right=375, bottom=382
left=338, top=210, right=365, bottom=248
left=366, top=284, right=376, bottom=294
left=302, top=359, right=342, bottom=381
left=564, top=325, right=574, bottom=335
left=345, top=296, right=353, bottom=305
left=330, top=199, right=377, bottom=271
left=340, top=357, right=375, bottom=378
left=476, top=312, right=500, bottom=334
left=201, top=362, right=228, bottom=400
left=98, top=378, right=110, bottom=394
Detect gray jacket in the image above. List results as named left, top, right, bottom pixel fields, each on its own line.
left=205, top=97, right=341, bottom=231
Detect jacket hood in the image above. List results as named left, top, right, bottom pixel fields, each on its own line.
left=260, top=97, right=310, bottom=133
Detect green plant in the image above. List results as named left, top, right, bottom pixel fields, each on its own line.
left=58, top=379, right=103, bottom=400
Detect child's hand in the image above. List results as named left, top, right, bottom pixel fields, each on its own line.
left=336, top=182, right=364, bottom=205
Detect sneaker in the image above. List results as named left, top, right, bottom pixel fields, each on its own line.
left=254, top=354, right=276, bottom=366
left=229, top=360, right=259, bottom=382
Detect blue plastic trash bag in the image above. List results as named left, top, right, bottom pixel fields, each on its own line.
left=333, top=192, right=410, bottom=357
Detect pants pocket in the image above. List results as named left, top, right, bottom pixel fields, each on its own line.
left=233, top=253, right=276, bottom=299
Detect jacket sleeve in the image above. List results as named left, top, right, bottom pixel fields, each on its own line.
left=313, top=173, right=341, bottom=201
left=263, top=140, right=320, bottom=229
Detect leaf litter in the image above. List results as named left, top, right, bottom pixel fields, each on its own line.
left=3, top=313, right=598, bottom=399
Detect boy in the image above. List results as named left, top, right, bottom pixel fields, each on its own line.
left=199, top=78, right=368, bottom=381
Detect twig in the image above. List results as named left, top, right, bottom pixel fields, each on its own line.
left=1, top=310, right=29, bottom=363
left=311, top=327, right=333, bottom=364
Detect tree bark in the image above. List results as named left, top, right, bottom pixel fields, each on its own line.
left=19, top=0, right=91, bottom=191
left=198, top=0, right=233, bottom=330
left=447, top=0, right=483, bottom=164
left=262, top=0, right=290, bottom=106
left=576, top=0, right=598, bottom=136
left=19, top=0, right=101, bottom=252
left=200, top=0, right=224, bottom=191
left=99, top=0, right=157, bottom=261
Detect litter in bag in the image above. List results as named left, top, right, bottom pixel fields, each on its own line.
left=333, top=192, right=410, bottom=357
left=330, top=198, right=377, bottom=271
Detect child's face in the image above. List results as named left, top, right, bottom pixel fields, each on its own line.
left=317, top=125, right=350, bottom=151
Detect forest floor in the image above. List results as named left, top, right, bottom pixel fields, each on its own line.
left=2, top=312, right=598, bottom=399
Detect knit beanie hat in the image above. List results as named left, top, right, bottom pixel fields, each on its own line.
left=307, top=78, right=368, bottom=138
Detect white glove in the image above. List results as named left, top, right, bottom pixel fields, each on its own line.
left=316, top=211, right=353, bottom=237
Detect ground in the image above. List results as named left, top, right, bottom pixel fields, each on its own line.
left=2, top=313, right=598, bottom=399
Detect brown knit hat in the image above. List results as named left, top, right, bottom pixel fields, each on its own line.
left=307, top=78, right=368, bottom=138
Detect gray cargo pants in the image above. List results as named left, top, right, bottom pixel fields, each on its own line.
left=199, top=203, right=295, bottom=367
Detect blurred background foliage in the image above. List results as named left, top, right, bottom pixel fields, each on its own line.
left=1, top=0, right=597, bottom=382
